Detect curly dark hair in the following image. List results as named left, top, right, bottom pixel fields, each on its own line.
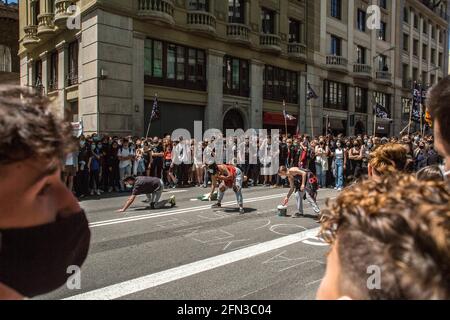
left=0, top=85, right=76, bottom=166
left=319, top=175, right=450, bottom=300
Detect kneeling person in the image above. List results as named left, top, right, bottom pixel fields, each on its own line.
left=117, top=176, right=175, bottom=213
left=279, top=166, right=321, bottom=218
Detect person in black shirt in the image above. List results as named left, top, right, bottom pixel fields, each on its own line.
left=150, top=137, right=164, bottom=179
left=117, top=176, right=176, bottom=213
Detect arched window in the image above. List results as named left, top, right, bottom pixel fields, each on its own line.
left=0, top=45, right=12, bottom=72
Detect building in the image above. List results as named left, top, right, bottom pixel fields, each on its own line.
left=18, top=0, right=449, bottom=137
left=0, top=0, right=19, bottom=84
left=18, top=0, right=312, bottom=136
left=306, top=0, right=449, bottom=137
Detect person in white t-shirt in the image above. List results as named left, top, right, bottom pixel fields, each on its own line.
left=117, top=139, right=135, bottom=191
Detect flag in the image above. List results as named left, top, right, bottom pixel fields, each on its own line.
left=307, top=81, right=318, bottom=100
left=373, top=103, right=390, bottom=119
left=425, top=109, right=433, bottom=127
left=326, top=117, right=332, bottom=135
left=411, top=82, right=423, bottom=123
left=282, top=100, right=296, bottom=121
left=150, top=95, right=160, bottom=122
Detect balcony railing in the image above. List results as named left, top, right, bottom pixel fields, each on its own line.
left=326, top=55, right=347, bottom=66
left=376, top=71, right=392, bottom=81
left=48, top=79, right=58, bottom=92
left=260, top=33, right=281, bottom=52
left=67, top=70, right=79, bottom=86
left=226, top=23, right=250, bottom=43
left=353, top=64, right=372, bottom=77
left=23, top=25, right=40, bottom=47
left=187, top=11, right=216, bottom=33
left=287, top=42, right=307, bottom=59
left=137, top=0, right=174, bottom=24
left=37, top=13, right=55, bottom=36
left=54, top=0, right=73, bottom=28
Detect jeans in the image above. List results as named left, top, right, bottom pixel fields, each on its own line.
left=145, top=179, right=164, bottom=205
left=119, top=164, right=132, bottom=191
left=335, top=159, right=344, bottom=189
left=315, top=163, right=327, bottom=188
left=295, top=189, right=320, bottom=215
left=218, top=168, right=244, bottom=206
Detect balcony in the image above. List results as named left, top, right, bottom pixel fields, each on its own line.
left=23, top=26, right=40, bottom=47
left=226, top=23, right=250, bottom=44
left=326, top=55, right=348, bottom=73
left=260, top=33, right=281, bottom=53
left=375, top=71, right=392, bottom=84
left=137, top=0, right=174, bottom=25
left=54, top=0, right=73, bottom=28
left=37, top=13, right=55, bottom=36
left=287, top=43, right=307, bottom=60
left=353, top=64, right=372, bottom=79
left=187, top=11, right=216, bottom=34
left=67, top=70, right=79, bottom=87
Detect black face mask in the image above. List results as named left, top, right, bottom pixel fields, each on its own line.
left=0, top=211, right=91, bottom=297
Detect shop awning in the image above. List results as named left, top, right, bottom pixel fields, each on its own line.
left=263, top=112, right=298, bottom=126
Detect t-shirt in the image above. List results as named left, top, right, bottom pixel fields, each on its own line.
left=132, top=177, right=162, bottom=196
left=118, top=146, right=134, bottom=168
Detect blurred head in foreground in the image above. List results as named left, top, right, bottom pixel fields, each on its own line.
left=316, top=175, right=450, bottom=300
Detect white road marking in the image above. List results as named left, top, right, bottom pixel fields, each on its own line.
left=64, top=227, right=320, bottom=300
left=163, top=190, right=188, bottom=194
left=89, top=193, right=287, bottom=228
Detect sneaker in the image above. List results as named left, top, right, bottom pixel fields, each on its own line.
left=96, top=190, right=101, bottom=196
left=169, top=196, right=176, bottom=207
left=313, top=207, right=321, bottom=214
left=108, top=187, right=113, bottom=193
left=337, top=187, right=343, bottom=191
left=150, top=202, right=156, bottom=209
left=211, top=202, right=222, bottom=209
left=292, top=212, right=304, bottom=218
left=239, top=207, right=245, bottom=214
left=334, top=187, right=338, bottom=190
left=142, top=198, right=149, bottom=203
left=90, top=190, right=94, bottom=196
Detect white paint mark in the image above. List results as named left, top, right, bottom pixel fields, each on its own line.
left=64, top=227, right=320, bottom=300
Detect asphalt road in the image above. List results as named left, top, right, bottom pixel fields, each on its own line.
left=38, top=185, right=339, bottom=300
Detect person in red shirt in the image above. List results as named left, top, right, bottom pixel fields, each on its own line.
left=207, top=163, right=245, bottom=214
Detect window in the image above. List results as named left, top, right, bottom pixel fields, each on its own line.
left=403, top=34, right=409, bottom=52
left=261, top=7, right=275, bottom=34
left=356, top=45, right=366, bottom=64
left=49, top=51, right=58, bottom=91
left=223, top=56, right=249, bottom=97
left=373, top=91, right=391, bottom=117
left=331, top=35, right=342, bottom=56
left=379, top=0, right=387, bottom=9
left=330, top=0, right=341, bottom=19
left=431, top=25, right=436, bottom=39
left=423, top=20, right=427, bottom=34
left=402, top=97, right=411, bottom=117
left=263, top=65, right=298, bottom=104
left=0, top=45, right=11, bottom=72
left=413, top=14, right=418, bottom=29
left=289, top=19, right=302, bottom=43
left=413, top=39, right=419, bottom=56
left=188, top=0, right=209, bottom=11
left=431, top=48, right=436, bottom=65
left=378, top=21, right=387, bottom=41
left=403, top=7, right=409, bottom=23
left=357, top=9, right=366, bottom=32
left=323, top=80, right=348, bottom=110
left=378, top=54, right=388, bottom=71
left=355, top=87, right=368, bottom=113
left=422, top=44, right=428, bottom=61
left=413, top=67, right=418, bottom=82
left=228, top=0, right=245, bottom=24
left=67, top=41, right=79, bottom=86
left=32, top=0, right=40, bottom=25
left=438, top=52, right=443, bottom=67
left=144, top=38, right=206, bottom=91
left=34, top=59, right=42, bottom=87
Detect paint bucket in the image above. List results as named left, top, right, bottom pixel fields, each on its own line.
left=277, top=205, right=288, bottom=217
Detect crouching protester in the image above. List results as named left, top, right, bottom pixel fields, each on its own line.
left=0, top=86, right=91, bottom=300
left=117, top=176, right=176, bottom=213
left=207, top=163, right=245, bottom=214
left=279, top=166, right=321, bottom=218
left=316, top=175, right=450, bottom=300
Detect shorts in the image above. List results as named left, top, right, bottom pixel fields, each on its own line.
left=64, top=165, right=76, bottom=176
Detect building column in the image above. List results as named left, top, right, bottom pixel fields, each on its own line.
left=132, top=32, right=145, bottom=136
left=250, top=59, right=264, bottom=129
left=205, top=49, right=225, bottom=130
left=20, top=55, right=29, bottom=87
left=39, top=51, right=48, bottom=94
left=298, top=72, right=307, bottom=134
left=56, top=40, right=68, bottom=119
left=347, top=86, right=355, bottom=136
left=27, top=58, right=34, bottom=87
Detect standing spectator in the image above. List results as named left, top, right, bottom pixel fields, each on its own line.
left=88, top=143, right=101, bottom=196
left=414, top=141, right=429, bottom=171
left=63, top=150, right=78, bottom=194
left=76, top=139, right=90, bottom=198
left=332, top=140, right=346, bottom=191
left=106, top=140, right=120, bottom=192
left=118, top=139, right=134, bottom=192
left=315, top=140, right=329, bottom=188
left=150, top=136, right=164, bottom=179
left=348, top=140, right=363, bottom=180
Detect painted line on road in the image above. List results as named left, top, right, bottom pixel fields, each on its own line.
left=90, top=193, right=287, bottom=228
left=64, top=227, right=321, bottom=300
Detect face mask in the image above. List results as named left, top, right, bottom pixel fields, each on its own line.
left=0, top=211, right=91, bottom=297
left=79, top=141, right=85, bottom=148
left=91, top=145, right=96, bottom=151
left=367, top=143, right=373, bottom=149
left=336, top=143, right=341, bottom=148
left=125, top=183, right=133, bottom=189
left=97, top=144, right=102, bottom=149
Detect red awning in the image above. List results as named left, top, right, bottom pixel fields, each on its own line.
left=263, top=112, right=298, bottom=126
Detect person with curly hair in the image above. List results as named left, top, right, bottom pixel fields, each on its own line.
left=368, top=143, right=408, bottom=181
left=316, top=175, right=450, bottom=300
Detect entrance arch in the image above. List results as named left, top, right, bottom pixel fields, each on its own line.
left=355, top=121, right=365, bottom=135
left=223, top=109, right=245, bottom=131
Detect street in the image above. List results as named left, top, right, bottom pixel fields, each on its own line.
left=38, top=186, right=338, bottom=300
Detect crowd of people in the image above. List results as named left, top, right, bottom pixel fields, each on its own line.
left=0, top=79, right=449, bottom=300
left=64, top=130, right=443, bottom=199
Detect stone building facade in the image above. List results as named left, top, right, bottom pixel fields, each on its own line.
left=0, top=0, right=19, bottom=84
